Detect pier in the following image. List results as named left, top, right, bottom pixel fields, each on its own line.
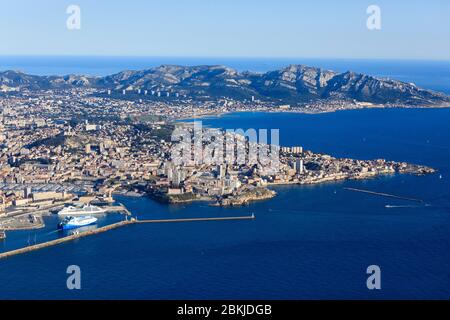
left=0, top=215, right=255, bottom=260
left=344, top=187, right=423, bottom=203
left=103, top=203, right=132, bottom=215
left=134, top=215, right=255, bottom=224
left=0, top=220, right=132, bottom=260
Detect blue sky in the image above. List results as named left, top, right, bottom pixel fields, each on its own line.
left=1, top=0, right=449, bottom=60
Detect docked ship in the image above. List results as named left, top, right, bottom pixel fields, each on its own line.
left=57, top=204, right=105, bottom=216
left=0, top=230, right=5, bottom=240
left=58, top=216, right=98, bottom=230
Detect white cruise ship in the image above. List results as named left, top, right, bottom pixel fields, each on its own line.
left=58, top=216, right=98, bottom=230
left=57, top=204, right=105, bottom=216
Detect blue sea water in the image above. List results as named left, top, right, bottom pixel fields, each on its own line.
left=0, top=58, right=450, bottom=299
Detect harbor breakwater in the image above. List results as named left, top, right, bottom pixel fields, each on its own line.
left=0, top=215, right=255, bottom=260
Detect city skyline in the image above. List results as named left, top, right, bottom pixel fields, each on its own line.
left=1, top=0, right=450, bottom=302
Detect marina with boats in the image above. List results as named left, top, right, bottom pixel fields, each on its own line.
left=0, top=191, right=133, bottom=250
left=0, top=186, right=256, bottom=259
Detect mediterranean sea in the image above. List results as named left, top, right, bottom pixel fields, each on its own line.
left=0, top=58, right=449, bottom=299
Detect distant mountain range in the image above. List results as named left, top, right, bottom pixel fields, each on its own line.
left=1, top=64, right=449, bottom=107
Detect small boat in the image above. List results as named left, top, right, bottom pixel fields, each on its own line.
left=58, top=216, right=98, bottom=230
left=57, top=204, right=105, bottom=216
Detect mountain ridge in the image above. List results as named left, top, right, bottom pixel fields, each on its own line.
left=1, top=64, right=449, bottom=107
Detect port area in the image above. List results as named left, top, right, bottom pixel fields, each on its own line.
left=0, top=200, right=131, bottom=232
left=0, top=215, right=255, bottom=259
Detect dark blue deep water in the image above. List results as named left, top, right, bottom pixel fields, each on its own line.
left=0, top=58, right=450, bottom=299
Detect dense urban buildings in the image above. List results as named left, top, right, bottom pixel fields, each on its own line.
left=0, top=85, right=435, bottom=229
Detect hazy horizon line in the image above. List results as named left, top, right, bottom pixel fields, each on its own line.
left=1, top=54, right=450, bottom=63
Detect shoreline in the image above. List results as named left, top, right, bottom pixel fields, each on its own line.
left=174, top=104, right=450, bottom=122
left=147, top=170, right=435, bottom=207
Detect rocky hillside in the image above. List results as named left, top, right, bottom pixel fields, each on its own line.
left=0, top=70, right=95, bottom=90
left=1, top=64, right=449, bottom=106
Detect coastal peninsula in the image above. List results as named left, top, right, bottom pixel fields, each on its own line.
left=0, top=64, right=442, bottom=226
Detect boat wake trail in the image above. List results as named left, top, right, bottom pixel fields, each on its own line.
left=385, top=204, right=429, bottom=209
